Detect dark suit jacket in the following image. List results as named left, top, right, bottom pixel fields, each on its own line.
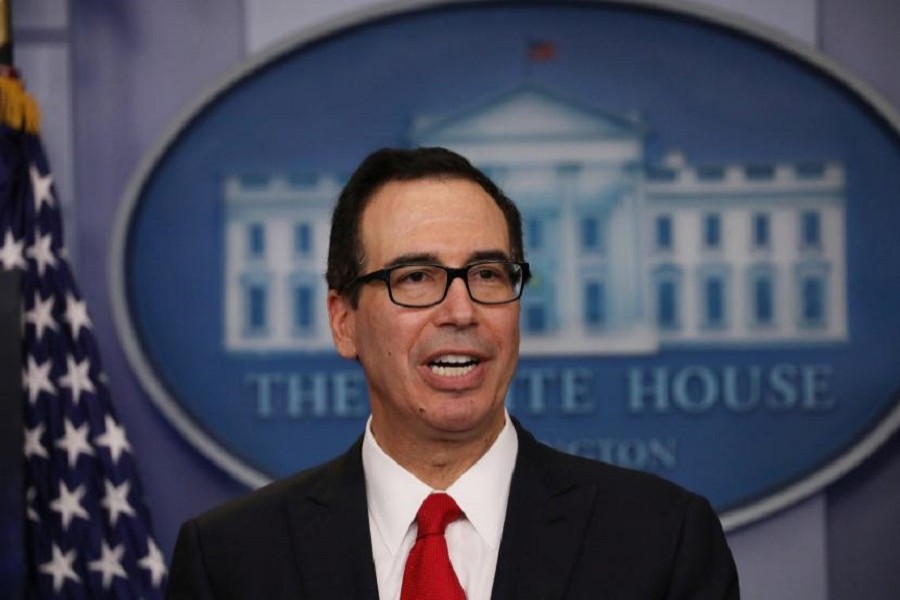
left=167, top=423, right=739, bottom=599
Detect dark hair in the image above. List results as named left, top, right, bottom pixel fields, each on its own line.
left=326, top=147, right=525, bottom=304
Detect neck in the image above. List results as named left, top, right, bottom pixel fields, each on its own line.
left=369, top=415, right=505, bottom=490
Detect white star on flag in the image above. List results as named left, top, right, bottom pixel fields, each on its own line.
left=0, top=229, right=26, bottom=270
left=24, top=422, right=49, bottom=460
left=58, top=354, right=96, bottom=405
left=30, top=162, right=55, bottom=209
left=139, top=538, right=168, bottom=587
left=88, top=541, right=128, bottom=589
left=49, top=481, right=90, bottom=531
left=64, top=291, right=93, bottom=338
left=23, top=355, right=55, bottom=404
left=54, top=419, right=96, bottom=468
left=24, top=291, right=58, bottom=341
left=101, top=479, right=136, bottom=526
left=94, top=415, right=133, bottom=464
left=39, top=544, right=81, bottom=593
left=25, top=231, right=57, bottom=276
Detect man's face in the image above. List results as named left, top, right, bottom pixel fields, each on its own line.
left=328, top=177, right=520, bottom=448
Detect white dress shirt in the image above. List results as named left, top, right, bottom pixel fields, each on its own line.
left=362, top=413, right=518, bottom=600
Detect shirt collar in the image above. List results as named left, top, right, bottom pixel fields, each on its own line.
left=362, top=412, right=518, bottom=556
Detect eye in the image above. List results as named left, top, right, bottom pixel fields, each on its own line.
left=472, top=263, right=509, bottom=284
left=401, top=271, right=426, bottom=283
left=392, top=265, right=441, bottom=286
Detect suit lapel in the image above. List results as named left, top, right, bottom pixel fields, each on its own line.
left=491, top=423, right=599, bottom=600
left=284, top=438, right=380, bottom=600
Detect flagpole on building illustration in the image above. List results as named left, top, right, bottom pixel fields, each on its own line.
left=0, top=2, right=168, bottom=595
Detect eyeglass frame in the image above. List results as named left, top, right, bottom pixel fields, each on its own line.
left=350, top=260, right=531, bottom=308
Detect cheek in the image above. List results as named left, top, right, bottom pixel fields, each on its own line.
left=499, top=309, right=521, bottom=346
left=357, top=310, right=416, bottom=363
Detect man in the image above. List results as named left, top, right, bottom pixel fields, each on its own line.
left=166, top=147, right=739, bottom=599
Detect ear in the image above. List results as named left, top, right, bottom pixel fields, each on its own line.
left=327, top=290, right=358, bottom=359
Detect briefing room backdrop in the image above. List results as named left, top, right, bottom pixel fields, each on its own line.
left=11, top=1, right=900, bottom=598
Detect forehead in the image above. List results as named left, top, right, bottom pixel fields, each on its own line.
left=359, top=177, right=510, bottom=267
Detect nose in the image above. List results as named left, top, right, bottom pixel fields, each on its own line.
left=436, top=276, right=477, bottom=326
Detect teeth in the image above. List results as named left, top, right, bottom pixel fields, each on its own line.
left=430, top=363, right=477, bottom=377
left=434, top=354, right=475, bottom=365
left=429, top=354, right=479, bottom=377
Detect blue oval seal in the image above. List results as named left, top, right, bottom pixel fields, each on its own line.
left=111, top=0, right=900, bottom=530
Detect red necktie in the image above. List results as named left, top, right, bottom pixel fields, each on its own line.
left=400, top=493, right=466, bottom=600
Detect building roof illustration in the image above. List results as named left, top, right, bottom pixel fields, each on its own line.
left=411, top=83, right=646, bottom=145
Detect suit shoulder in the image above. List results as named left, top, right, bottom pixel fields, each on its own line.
left=531, top=437, right=699, bottom=508
left=190, top=446, right=356, bottom=531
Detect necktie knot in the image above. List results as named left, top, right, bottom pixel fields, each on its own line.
left=416, top=493, right=462, bottom=537
left=401, top=493, right=467, bottom=600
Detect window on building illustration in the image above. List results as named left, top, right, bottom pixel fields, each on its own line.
left=247, top=223, right=266, bottom=259
left=244, top=282, right=268, bottom=335
left=753, top=274, right=774, bottom=325
left=801, top=210, right=822, bottom=248
left=801, top=275, right=826, bottom=326
left=584, top=281, right=606, bottom=327
left=703, top=214, right=721, bottom=249
left=655, top=215, right=673, bottom=251
left=657, top=279, right=677, bottom=329
left=526, top=218, right=543, bottom=251
left=703, top=276, right=726, bottom=328
left=292, top=284, right=315, bottom=333
left=581, top=216, right=604, bottom=253
left=753, top=213, right=770, bottom=248
left=294, top=222, right=313, bottom=257
left=654, top=265, right=682, bottom=330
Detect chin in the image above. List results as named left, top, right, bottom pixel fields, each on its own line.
left=428, top=403, right=502, bottom=434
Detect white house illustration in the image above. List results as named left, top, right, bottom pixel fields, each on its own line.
left=222, top=85, right=847, bottom=354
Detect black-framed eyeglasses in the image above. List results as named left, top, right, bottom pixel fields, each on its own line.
left=352, top=260, right=531, bottom=308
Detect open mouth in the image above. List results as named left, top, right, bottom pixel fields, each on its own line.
left=427, top=354, right=480, bottom=377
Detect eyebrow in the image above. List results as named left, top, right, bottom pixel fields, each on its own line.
left=383, top=249, right=511, bottom=269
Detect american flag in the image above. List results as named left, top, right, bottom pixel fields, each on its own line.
left=527, top=40, right=556, bottom=63
left=0, top=73, right=166, bottom=597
